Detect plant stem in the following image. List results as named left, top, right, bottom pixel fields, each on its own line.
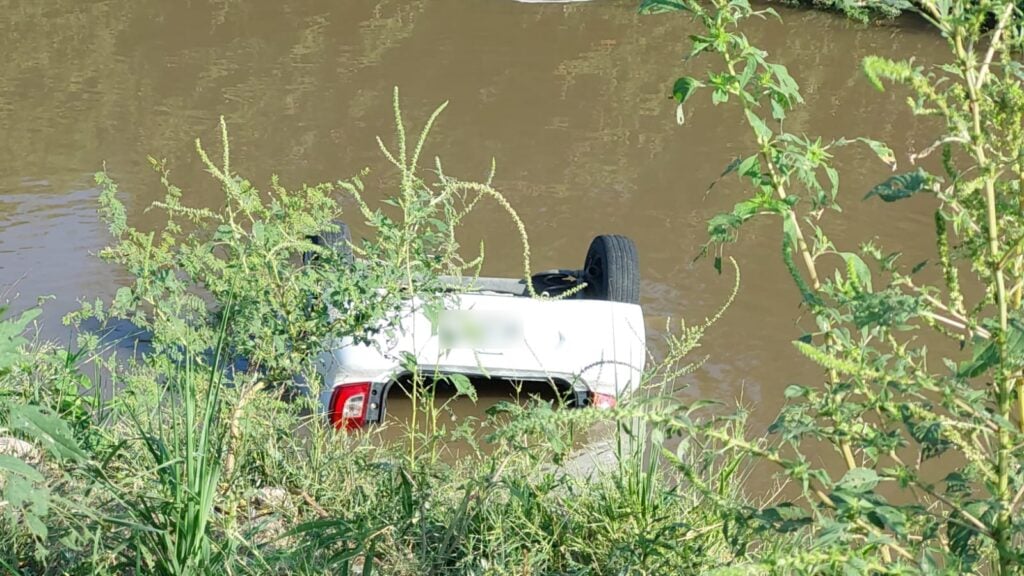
left=1016, top=157, right=1024, bottom=432
left=959, top=5, right=1015, bottom=570
left=722, top=49, right=857, bottom=472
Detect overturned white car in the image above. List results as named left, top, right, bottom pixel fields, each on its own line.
left=309, top=226, right=646, bottom=430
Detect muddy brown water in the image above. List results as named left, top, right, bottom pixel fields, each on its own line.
left=1, top=1, right=946, bottom=462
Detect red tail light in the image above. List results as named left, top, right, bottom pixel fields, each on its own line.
left=592, top=392, right=617, bottom=409
left=330, top=382, right=371, bottom=430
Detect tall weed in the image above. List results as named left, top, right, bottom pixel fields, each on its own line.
left=645, top=0, right=1024, bottom=572
left=1, top=90, right=764, bottom=575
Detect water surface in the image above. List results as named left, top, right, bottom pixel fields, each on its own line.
left=0, top=0, right=944, bottom=434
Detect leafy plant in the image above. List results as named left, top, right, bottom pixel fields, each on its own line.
left=3, top=84, right=762, bottom=575
left=644, top=0, right=1024, bottom=572
left=0, top=308, right=38, bottom=377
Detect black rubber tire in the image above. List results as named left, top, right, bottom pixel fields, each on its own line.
left=303, top=221, right=353, bottom=266
left=581, top=235, right=640, bottom=304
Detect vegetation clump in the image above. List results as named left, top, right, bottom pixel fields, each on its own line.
left=0, top=91, right=750, bottom=575
left=642, top=0, right=1024, bottom=572
left=6, top=0, right=1024, bottom=573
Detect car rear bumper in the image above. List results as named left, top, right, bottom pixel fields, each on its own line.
left=316, top=294, right=646, bottom=428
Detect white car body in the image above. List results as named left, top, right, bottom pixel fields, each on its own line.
left=317, top=290, right=646, bottom=427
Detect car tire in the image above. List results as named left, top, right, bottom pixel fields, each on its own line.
left=581, top=235, right=640, bottom=304
left=303, top=221, right=354, bottom=266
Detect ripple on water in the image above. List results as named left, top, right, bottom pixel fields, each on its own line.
left=0, top=178, right=121, bottom=333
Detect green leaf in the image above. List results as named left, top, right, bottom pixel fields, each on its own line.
left=0, top=308, right=41, bottom=374
left=862, top=55, right=915, bottom=92
left=672, top=77, right=702, bottom=125
left=958, top=338, right=998, bottom=379
left=767, top=63, right=800, bottom=99
left=754, top=503, right=812, bottom=533
left=0, top=454, right=44, bottom=483
left=689, top=34, right=713, bottom=57
left=958, top=319, right=1024, bottom=377
left=738, top=58, right=758, bottom=89
left=858, top=138, right=896, bottom=168
left=447, top=373, right=477, bottom=402
left=849, top=290, right=922, bottom=329
left=215, top=223, right=234, bottom=240
left=784, top=384, right=809, bottom=399
left=707, top=213, right=744, bottom=244
left=718, top=157, right=742, bottom=179
left=948, top=501, right=989, bottom=570
left=1003, top=318, right=1024, bottom=372
left=770, top=98, right=786, bottom=121
left=0, top=454, right=51, bottom=544
left=672, top=77, right=700, bottom=104
left=737, top=155, right=759, bottom=178
left=839, top=252, right=873, bottom=293
left=837, top=468, right=881, bottom=494
left=706, top=195, right=788, bottom=246
left=638, top=0, right=689, bottom=14
left=9, top=404, right=89, bottom=462
left=899, top=405, right=952, bottom=461
left=943, top=471, right=971, bottom=497
left=868, top=505, right=907, bottom=534
left=744, top=109, right=773, bottom=143
left=824, top=166, right=839, bottom=198
left=864, top=169, right=930, bottom=202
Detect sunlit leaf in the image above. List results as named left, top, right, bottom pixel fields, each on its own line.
left=839, top=252, right=872, bottom=292
left=0, top=454, right=43, bottom=483
left=837, top=467, right=880, bottom=494
left=784, top=384, right=809, bottom=398
left=858, top=138, right=896, bottom=168
left=447, top=373, right=477, bottom=402
left=0, top=308, right=41, bottom=374
left=689, top=34, right=713, bottom=57
left=744, top=109, right=773, bottom=143
left=849, top=290, right=921, bottom=329
left=0, top=455, right=50, bottom=543
left=9, top=404, right=89, bottom=462
left=958, top=337, right=996, bottom=379
left=862, top=55, right=916, bottom=92
left=737, top=155, right=759, bottom=178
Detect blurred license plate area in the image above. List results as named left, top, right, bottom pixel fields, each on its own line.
left=438, top=309, right=523, bottom=349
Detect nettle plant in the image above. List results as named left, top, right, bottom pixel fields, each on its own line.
left=644, top=0, right=1024, bottom=572
left=67, top=89, right=513, bottom=394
